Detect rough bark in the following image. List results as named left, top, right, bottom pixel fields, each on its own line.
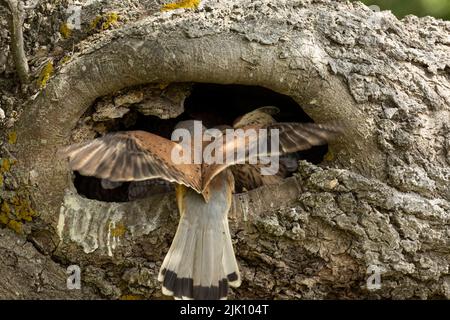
left=0, top=0, right=449, bottom=299
left=0, top=0, right=29, bottom=84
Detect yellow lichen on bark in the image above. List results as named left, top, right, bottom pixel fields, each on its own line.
left=60, top=55, right=72, bottom=65
left=1, top=158, right=11, bottom=172
left=162, top=0, right=200, bottom=11
left=0, top=158, right=11, bottom=187
left=8, top=131, right=17, bottom=144
left=11, top=195, right=37, bottom=222
left=110, top=223, right=127, bottom=237
left=59, top=23, right=72, bottom=39
left=0, top=194, right=37, bottom=234
left=37, top=61, right=54, bottom=88
left=7, top=220, right=22, bottom=234
left=158, top=82, right=170, bottom=90
left=324, top=150, right=334, bottom=161
left=120, top=294, right=144, bottom=300
left=91, top=12, right=119, bottom=31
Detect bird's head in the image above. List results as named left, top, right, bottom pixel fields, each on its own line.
left=174, top=119, right=206, bottom=136
left=232, top=106, right=280, bottom=128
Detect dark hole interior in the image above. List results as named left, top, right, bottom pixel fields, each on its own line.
left=74, top=83, right=328, bottom=202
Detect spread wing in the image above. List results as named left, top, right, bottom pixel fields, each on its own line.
left=60, top=130, right=202, bottom=193
left=201, top=122, right=343, bottom=191
left=269, top=122, right=343, bottom=153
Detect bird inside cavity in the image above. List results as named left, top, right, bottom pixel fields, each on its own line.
left=60, top=106, right=343, bottom=300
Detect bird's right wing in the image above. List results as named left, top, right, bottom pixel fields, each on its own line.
left=201, top=122, right=343, bottom=191
left=268, top=122, right=343, bottom=154
left=60, top=130, right=202, bottom=193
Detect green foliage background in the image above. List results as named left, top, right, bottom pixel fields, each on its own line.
left=359, top=0, right=450, bottom=20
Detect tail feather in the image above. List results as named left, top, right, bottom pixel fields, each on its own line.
left=158, top=208, right=240, bottom=300
left=193, top=227, right=222, bottom=299
left=158, top=218, right=195, bottom=297
left=222, top=219, right=241, bottom=288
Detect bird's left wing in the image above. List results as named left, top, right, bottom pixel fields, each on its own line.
left=60, top=130, right=202, bottom=193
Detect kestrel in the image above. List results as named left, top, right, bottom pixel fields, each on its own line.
left=61, top=110, right=342, bottom=300
left=231, top=106, right=299, bottom=192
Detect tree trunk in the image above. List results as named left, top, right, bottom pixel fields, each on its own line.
left=0, top=0, right=449, bottom=299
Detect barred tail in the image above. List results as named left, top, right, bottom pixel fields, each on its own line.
left=158, top=197, right=241, bottom=300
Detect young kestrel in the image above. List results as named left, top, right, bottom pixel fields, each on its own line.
left=61, top=109, right=342, bottom=300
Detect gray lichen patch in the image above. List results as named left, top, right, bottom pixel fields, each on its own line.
left=57, top=189, right=175, bottom=257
